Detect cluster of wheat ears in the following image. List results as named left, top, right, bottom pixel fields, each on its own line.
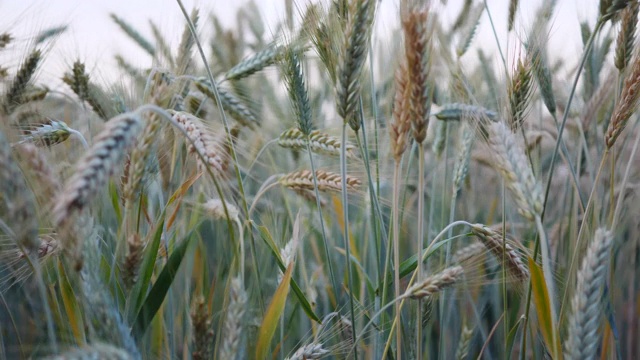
left=0, top=0, right=639, bottom=358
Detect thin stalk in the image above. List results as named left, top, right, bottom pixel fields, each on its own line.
left=416, top=143, right=425, bottom=360
left=340, top=122, right=358, bottom=358
left=520, top=19, right=603, bottom=358
left=368, top=44, right=381, bottom=198
left=550, top=112, right=587, bottom=210
left=391, top=161, right=402, bottom=360
left=306, top=141, right=339, bottom=302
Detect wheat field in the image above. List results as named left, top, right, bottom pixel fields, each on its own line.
left=0, top=0, right=639, bottom=359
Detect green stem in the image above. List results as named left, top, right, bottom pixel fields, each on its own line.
left=416, top=143, right=425, bottom=360
left=340, top=122, right=358, bottom=359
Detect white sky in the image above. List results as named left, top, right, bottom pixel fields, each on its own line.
left=0, top=0, right=600, bottom=90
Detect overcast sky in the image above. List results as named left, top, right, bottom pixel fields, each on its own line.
left=0, top=0, right=599, bottom=89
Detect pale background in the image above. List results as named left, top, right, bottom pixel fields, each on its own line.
left=0, top=0, right=599, bottom=89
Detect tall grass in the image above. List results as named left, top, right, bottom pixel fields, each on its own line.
left=0, top=0, right=639, bottom=359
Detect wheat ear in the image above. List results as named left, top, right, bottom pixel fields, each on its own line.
left=280, top=170, right=361, bottom=193
left=565, top=229, right=613, bottom=360
left=470, top=224, right=530, bottom=279
left=406, top=266, right=464, bottom=299
left=53, top=113, right=143, bottom=227
left=220, top=276, right=247, bottom=360
left=606, top=48, right=640, bottom=148
left=487, top=121, right=543, bottom=221
left=336, top=0, right=377, bottom=131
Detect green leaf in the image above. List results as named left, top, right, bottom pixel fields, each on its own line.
left=255, top=263, right=293, bottom=360
left=528, top=257, right=561, bottom=360
left=506, top=316, right=524, bottom=358
left=256, top=223, right=321, bottom=323
left=58, top=260, right=86, bottom=345
left=126, top=212, right=165, bottom=322
left=132, top=232, right=195, bottom=338
left=109, top=180, right=122, bottom=223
